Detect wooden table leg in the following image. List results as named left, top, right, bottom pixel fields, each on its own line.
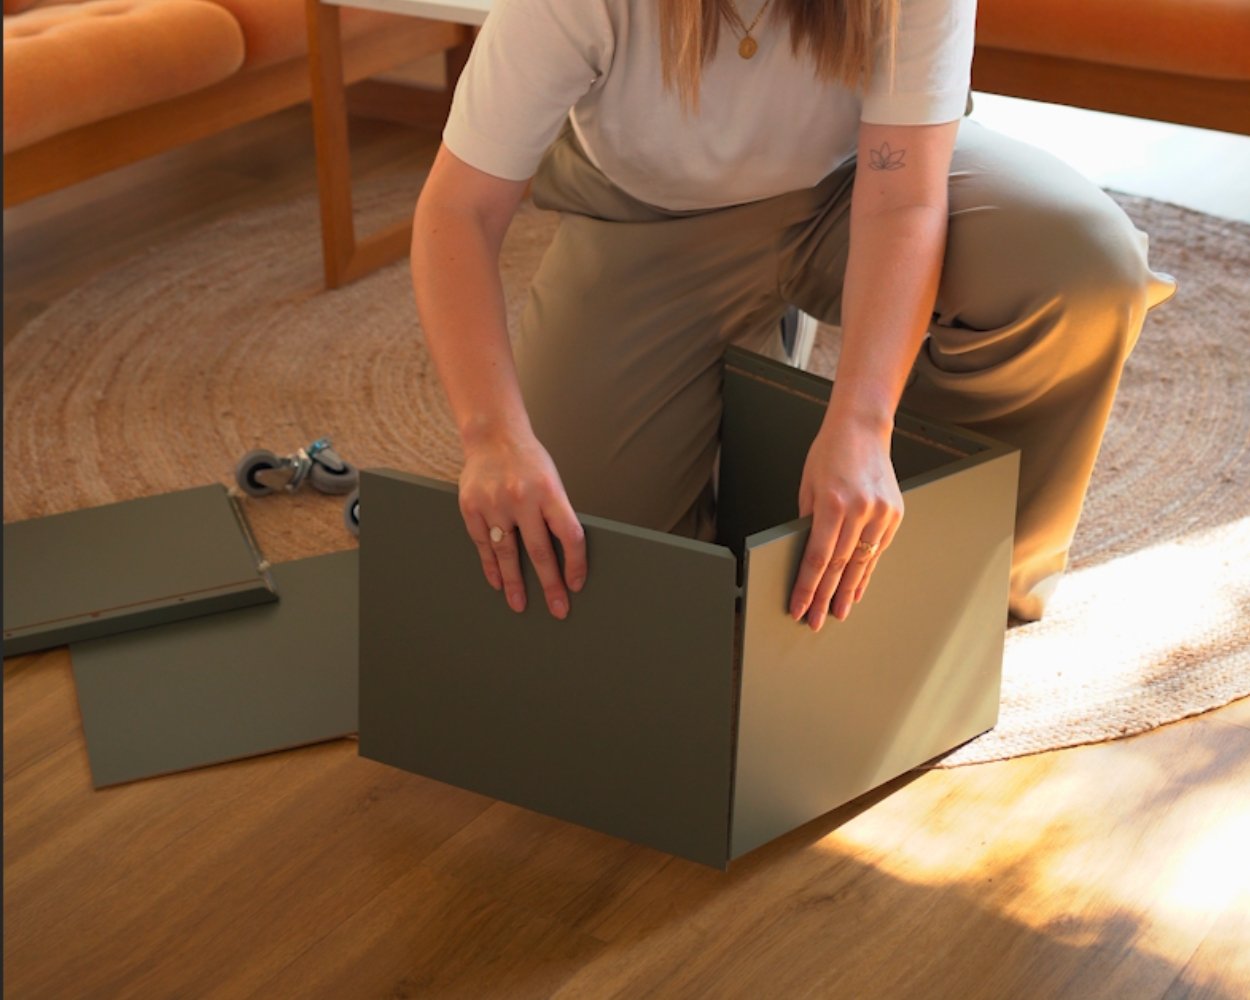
left=306, top=0, right=356, bottom=288
left=305, top=0, right=414, bottom=289
left=446, top=30, right=473, bottom=90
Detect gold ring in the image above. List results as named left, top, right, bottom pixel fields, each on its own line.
left=856, top=539, right=879, bottom=557
left=489, top=525, right=507, bottom=544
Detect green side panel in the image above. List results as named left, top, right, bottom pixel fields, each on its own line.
left=3, top=485, right=276, bottom=657
left=357, top=470, right=740, bottom=869
left=730, top=448, right=1018, bottom=860
left=71, top=551, right=358, bottom=789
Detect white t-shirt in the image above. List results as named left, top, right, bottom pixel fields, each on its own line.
left=444, top=0, right=976, bottom=211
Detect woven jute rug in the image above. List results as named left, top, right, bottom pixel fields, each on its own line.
left=5, top=173, right=1248, bottom=766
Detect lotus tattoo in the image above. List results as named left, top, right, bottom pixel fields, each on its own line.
left=869, top=142, right=907, bottom=171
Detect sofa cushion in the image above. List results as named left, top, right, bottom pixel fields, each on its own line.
left=4, top=0, right=75, bottom=11
left=977, top=0, right=1250, bottom=82
left=4, top=0, right=246, bottom=152
left=209, top=0, right=403, bottom=71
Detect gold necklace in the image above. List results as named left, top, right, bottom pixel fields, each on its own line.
left=724, top=0, right=774, bottom=59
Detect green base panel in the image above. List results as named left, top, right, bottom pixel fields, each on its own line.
left=71, top=551, right=358, bottom=788
left=4, top=485, right=276, bottom=657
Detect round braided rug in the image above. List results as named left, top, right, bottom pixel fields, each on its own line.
left=5, top=175, right=1248, bottom=765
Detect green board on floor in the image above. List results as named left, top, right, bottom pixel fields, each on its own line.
left=71, top=551, right=358, bottom=788
left=4, top=485, right=275, bottom=657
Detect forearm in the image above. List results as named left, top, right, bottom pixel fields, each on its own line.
left=411, top=149, right=585, bottom=618
left=828, top=199, right=947, bottom=439
left=824, top=118, right=957, bottom=442
left=790, top=120, right=957, bottom=628
left=410, top=152, right=530, bottom=450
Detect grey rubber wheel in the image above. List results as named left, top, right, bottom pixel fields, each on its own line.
left=344, top=488, right=360, bottom=538
left=234, top=449, right=282, bottom=497
left=310, top=458, right=359, bottom=495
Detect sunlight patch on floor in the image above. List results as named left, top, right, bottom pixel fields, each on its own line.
left=815, top=516, right=1250, bottom=976
left=1153, top=800, right=1250, bottom=922
left=1002, top=516, right=1250, bottom=697
left=823, top=739, right=1250, bottom=971
left=925, top=515, right=1250, bottom=767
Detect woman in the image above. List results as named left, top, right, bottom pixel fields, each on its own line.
left=411, top=0, right=1173, bottom=631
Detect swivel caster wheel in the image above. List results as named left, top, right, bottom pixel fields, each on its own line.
left=234, top=449, right=286, bottom=497
left=307, top=442, right=358, bottom=496
left=344, top=488, right=360, bottom=538
left=233, top=437, right=358, bottom=497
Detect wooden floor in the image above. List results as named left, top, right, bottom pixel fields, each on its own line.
left=5, top=106, right=1250, bottom=1000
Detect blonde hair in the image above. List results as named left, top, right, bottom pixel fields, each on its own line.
left=659, top=0, right=899, bottom=111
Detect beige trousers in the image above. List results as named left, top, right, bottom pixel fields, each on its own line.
left=514, top=118, right=1175, bottom=620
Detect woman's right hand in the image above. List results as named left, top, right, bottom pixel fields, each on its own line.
left=410, top=145, right=581, bottom=617
left=457, top=428, right=587, bottom=620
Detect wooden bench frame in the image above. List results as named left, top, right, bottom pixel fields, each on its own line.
left=2, top=16, right=469, bottom=208
left=972, top=47, right=1250, bottom=136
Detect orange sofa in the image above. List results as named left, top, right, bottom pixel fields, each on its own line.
left=974, top=0, right=1250, bottom=135
left=2, top=0, right=469, bottom=206
left=6, top=0, right=1246, bottom=211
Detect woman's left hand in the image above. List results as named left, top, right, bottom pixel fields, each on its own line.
left=789, top=417, right=904, bottom=631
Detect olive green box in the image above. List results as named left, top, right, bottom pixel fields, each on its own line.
left=358, top=349, right=1018, bottom=868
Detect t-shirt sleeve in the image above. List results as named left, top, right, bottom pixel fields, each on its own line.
left=443, top=0, right=613, bottom=181
left=860, top=0, right=977, bottom=126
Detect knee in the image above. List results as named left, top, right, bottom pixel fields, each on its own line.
left=941, top=194, right=1159, bottom=362
left=1048, top=201, right=1157, bottom=357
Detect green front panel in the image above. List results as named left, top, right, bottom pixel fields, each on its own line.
left=3, top=485, right=276, bottom=657
left=358, top=470, right=741, bottom=868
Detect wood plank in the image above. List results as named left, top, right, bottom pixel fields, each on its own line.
left=421, top=801, right=671, bottom=935
left=245, top=864, right=606, bottom=1000
left=307, top=0, right=359, bottom=287
left=343, top=218, right=415, bottom=282
left=4, top=738, right=492, bottom=999
left=307, top=9, right=468, bottom=286
left=346, top=78, right=453, bottom=127
left=344, top=32, right=474, bottom=127
left=1162, top=881, right=1250, bottom=999
left=582, top=770, right=925, bottom=944
left=972, top=49, right=1250, bottom=136
left=2, top=650, right=84, bottom=780
left=551, top=716, right=1250, bottom=999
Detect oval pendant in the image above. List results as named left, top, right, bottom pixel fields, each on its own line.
left=738, top=35, right=758, bottom=59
